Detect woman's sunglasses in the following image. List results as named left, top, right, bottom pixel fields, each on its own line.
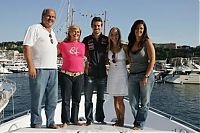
left=112, top=53, right=116, bottom=63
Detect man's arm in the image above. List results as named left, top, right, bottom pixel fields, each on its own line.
left=23, top=45, right=36, bottom=78
left=82, top=38, right=89, bottom=75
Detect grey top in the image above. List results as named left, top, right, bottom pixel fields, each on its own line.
left=129, top=43, right=149, bottom=73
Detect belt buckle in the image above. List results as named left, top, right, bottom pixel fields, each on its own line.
left=73, top=73, right=77, bottom=77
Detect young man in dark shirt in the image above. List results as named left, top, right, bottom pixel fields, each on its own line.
left=82, top=17, right=108, bottom=126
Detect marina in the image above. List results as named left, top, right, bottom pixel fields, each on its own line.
left=0, top=1, right=199, bottom=132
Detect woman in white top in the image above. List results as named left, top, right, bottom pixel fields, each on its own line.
left=107, top=27, right=129, bottom=127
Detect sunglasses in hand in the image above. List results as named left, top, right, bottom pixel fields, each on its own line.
left=112, top=53, right=116, bottom=63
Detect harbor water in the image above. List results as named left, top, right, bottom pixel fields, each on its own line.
left=2, top=73, right=200, bottom=128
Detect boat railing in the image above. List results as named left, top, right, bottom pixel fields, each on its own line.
left=150, top=107, right=200, bottom=132
left=123, top=96, right=200, bottom=132
left=0, top=99, right=63, bottom=125
left=0, top=109, right=30, bottom=124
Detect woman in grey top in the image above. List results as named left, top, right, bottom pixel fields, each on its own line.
left=128, top=19, right=156, bottom=130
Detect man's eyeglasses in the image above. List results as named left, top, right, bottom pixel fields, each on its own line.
left=49, top=34, right=54, bottom=44
left=112, top=53, right=116, bottom=63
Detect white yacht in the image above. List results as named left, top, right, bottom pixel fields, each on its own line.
left=0, top=58, right=13, bottom=74
left=164, top=62, right=200, bottom=84
left=4, top=60, right=28, bottom=73
left=0, top=65, right=12, bottom=74
left=0, top=94, right=199, bottom=133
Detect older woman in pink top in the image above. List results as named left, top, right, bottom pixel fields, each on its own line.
left=57, top=25, right=85, bottom=128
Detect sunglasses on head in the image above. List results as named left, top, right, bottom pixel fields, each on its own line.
left=112, top=53, right=116, bottom=63
left=49, top=34, right=54, bottom=44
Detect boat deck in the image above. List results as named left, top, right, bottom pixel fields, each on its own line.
left=9, top=119, right=175, bottom=133
left=0, top=94, right=199, bottom=133
left=11, top=122, right=159, bottom=133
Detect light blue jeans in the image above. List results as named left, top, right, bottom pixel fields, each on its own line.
left=29, top=69, right=58, bottom=127
left=128, top=71, right=154, bottom=129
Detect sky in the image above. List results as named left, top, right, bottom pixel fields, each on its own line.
left=0, top=0, right=199, bottom=47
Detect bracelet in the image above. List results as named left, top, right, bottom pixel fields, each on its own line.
left=84, top=56, right=88, bottom=63
left=144, top=74, right=149, bottom=78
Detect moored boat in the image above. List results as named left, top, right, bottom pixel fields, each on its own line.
left=0, top=66, right=13, bottom=74
left=163, top=65, right=200, bottom=84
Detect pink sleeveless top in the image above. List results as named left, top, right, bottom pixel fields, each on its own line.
left=57, top=41, right=85, bottom=72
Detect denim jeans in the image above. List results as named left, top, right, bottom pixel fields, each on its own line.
left=60, top=73, right=84, bottom=124
left=84, top=75, right=106, bottom=122
left=128, top=71, right=154, bottom=129
left=29, top=69, right=58, bottom=127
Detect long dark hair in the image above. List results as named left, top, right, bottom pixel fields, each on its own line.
left=128, top=19, right=149, bottom=50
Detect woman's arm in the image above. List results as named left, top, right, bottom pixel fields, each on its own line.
left=122, top=44, right=130, bottom=64
left=145, top=39, right=156, bottom=78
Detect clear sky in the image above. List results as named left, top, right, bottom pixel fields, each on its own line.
left=0, top=0, right=199, bottom=47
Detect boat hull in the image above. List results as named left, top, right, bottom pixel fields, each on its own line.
left=164, top=74, right=200, bottom=84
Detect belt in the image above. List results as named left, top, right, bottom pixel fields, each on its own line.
left=61, top=70, right=83, bottom=77
left=130, top=71, right=146, bottom=75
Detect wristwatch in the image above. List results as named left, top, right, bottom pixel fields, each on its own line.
left=144, top=74, right=149, bottom=78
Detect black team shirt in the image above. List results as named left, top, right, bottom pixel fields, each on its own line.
left=82, top=33, right=108, bottom=79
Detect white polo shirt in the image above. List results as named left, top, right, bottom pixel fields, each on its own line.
left=23, top=24, right=58, bottom=69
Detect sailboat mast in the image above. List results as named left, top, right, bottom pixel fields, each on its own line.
left=71, top=8, right=75, bottom=25
left=67, top=0, right=71, bottom=29
left=67, top=0, right=75, bottom=28
left=103, top=10, right=106, bottom=35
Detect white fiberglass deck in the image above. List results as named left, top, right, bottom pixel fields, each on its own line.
left=0, top=94, right=199, bottom=133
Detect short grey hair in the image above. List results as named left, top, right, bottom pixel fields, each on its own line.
left=41, top=8, right=56, bottom=20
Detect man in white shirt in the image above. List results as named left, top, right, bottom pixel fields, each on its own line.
left=23, top=8, right=59, bottom=129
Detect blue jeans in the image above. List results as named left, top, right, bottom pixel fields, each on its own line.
left=60, top=73, right=84, bottom=124
left=128, top=71, right=154, bottom=129
left=29, top=69, right=58, bottom=127
left=84, top=75, right=106, bottom=122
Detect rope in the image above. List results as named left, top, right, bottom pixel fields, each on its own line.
left=8, top=123, right=18, bottom=132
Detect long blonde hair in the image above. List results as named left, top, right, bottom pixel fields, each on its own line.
left=108, top=27, right=122, bottom=51
left=65, top=25, right=82, bottom=41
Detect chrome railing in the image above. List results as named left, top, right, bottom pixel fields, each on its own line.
left=150, top=107, right=200, bottom=132
left=124, top=96, right=200, bottom=132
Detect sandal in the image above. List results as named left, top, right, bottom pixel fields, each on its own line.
left=133, top=127, right=142, bottom=130
left=61, top=123, right=68, bottom=128
left=47, top=123, right=60, bottom=129
left=112, top=120, right=124, bottom=127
